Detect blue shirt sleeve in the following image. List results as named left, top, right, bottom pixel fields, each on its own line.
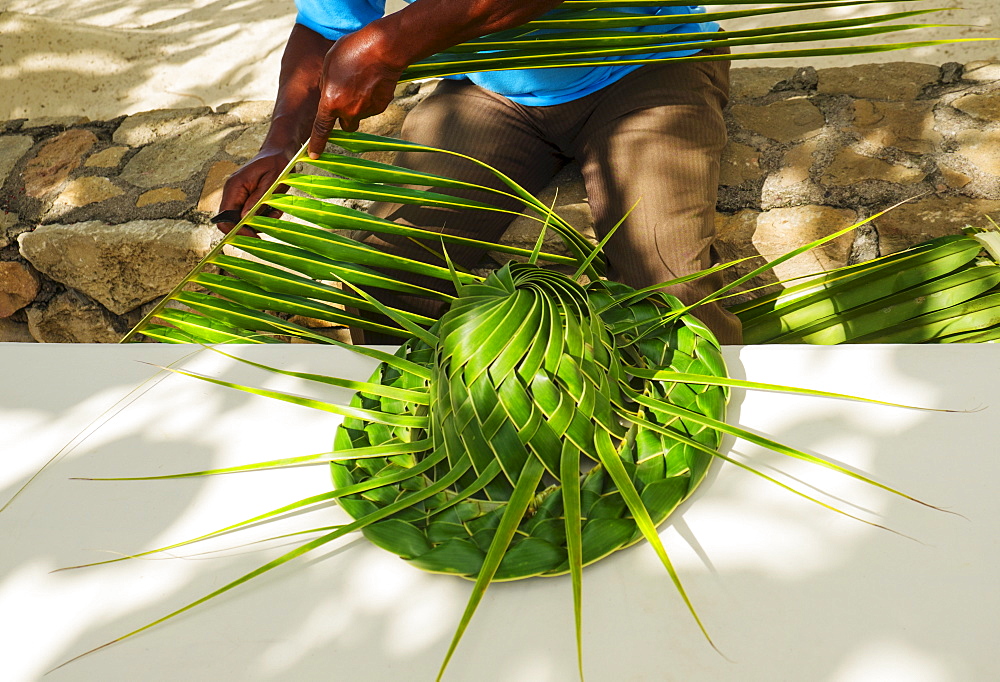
left=295, top=0, right=387, bottom=41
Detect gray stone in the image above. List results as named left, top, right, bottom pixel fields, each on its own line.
left=497, top=165, right=594, bottom=262
left=197, top=161, right=240, bottom=213
left=287, top=314, right=353, bottom=345
left=773, top=141, right=819, bottom=187
left=822, top=149, right=925, bottom=186
left=729, top=98, right=824, bottom=143
left=873, top=196, right=1000, bottom=254
left=26, top=290, right=122, bottom=343
left=851, top=100, right=940, bottom=154
left=735, top=205, right=857, bottom=282
left=18, top=219, right=218, bottom=315
left=289, top=326, right=353, bottom=344
left=214, top=101, right=274, bottom=124
left=224, top=123, right=268, bottom=159
left=136, top=188, right=187, bottom=207
left=846, top=222, right=880, bottom=266
left=719, top=143, right=763, bottom=186
left=85, top=146, right=129, bottom=168
left=817, top=62, right=939, bottom=100
left=358, top=102, right=407, bottom=137
left=713, top=210, right=781, bottom=301
left=962, top=61, right=1000, bottom=83
left=940, top=62, right=963, bottom=84
left=728, top=67, right=796, bottom=99
left=0, top=211, right=19, bottom=249
left=418, top=80, right=441, bottom=96
left=953, top=129, right=1000, bottom=177
left=394, top=82, right=421, bottom=98
left=51, top=176, right=124, bottom=211
left=773, top=67, right=818, bottom=93
left=759, top=141, right=826, bottom=209
left=354, top=102, right=412, bottom=165
left=112, top=107, right=212, bottom=146
left=22, top=116, right=89, bottom=129
left=0, top=317, right=36, bottom=343
left=939, top=166, right=972, bottom=190
left=714, top=210, right=758, bottom=264
left=0, top=136, right=34, bottom=187
left=120, top=117, right=238, bottom=188
left=952, top=91, right=1000, bottom=122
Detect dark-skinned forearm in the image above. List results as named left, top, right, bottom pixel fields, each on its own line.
left=215, top=24, right=333, bottom=234
left=262, top=23, right=333, bottom=152
left=304, top=0, right=569, bottom=155
left=363, top=0, right=566, bottom=72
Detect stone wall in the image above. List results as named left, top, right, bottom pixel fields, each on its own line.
left=1, top=60, right=998, bottom=342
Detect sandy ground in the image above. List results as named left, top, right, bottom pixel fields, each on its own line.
left=1, top=0, right=997, bottom=121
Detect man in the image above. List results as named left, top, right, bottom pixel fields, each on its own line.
left=217, top=0, right=742, bottom=344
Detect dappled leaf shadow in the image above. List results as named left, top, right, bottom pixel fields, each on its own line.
left=5, top=343, right=997, bottom=680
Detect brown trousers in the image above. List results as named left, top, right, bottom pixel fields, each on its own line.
left=362, top=53, right=743, bottom=345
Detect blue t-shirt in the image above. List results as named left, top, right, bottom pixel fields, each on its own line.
left=295, top=1, right=717, bottom=106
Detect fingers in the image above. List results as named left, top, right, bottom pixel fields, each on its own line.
left=339, top=115, right=360, bottom=133
left=216, top=160, right=288, bottom=237
left=308, top=34, right=404, bottom=158
left=216, top=173, right=253, bottom=235
left=257, top=205, right=285, bottom=220
left=309, top=97, right=363, bottom=156
left=310, top=46, right=342, bottom=159
left=308, top=105, right=337, bottom=160
left=230, top=181, right=274, bottom=237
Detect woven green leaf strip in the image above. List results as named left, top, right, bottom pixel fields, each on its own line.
left=333, top=267, right=727, bottom=584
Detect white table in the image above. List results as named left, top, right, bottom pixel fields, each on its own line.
left=1, top=343, right=997, bottom=682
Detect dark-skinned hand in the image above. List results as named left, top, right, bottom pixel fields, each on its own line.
left=307, top=28, right=403, bottom=159
left=214, top=147, right=295, bottom=236
left=215, top=1, right=564, bottom=237
left=216, top=28, right=400, bottom=236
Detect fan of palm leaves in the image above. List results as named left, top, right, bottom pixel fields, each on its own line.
left=21, top=1, right=988, bottom=678
left=730, top=224, right=1000, bottom=344
left=403, top=0, right=988, bottom=81
left=41, top=132, right=941, bottom=680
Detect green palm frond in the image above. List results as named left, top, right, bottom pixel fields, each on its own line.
left=119, top=0, right=991, bottom=346
left=731, top=225, right=1000, bottom=344
left=37, top=2, right=987, bottom=677
left=401, top=0, right=986, bottom=79
left=57, top=130, right=946, bottom=678
left=125, top=131, right=605, bottom=345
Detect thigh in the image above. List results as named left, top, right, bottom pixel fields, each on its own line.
left=357, top=80, right=566, bottom=339
left=574, top=58, right=742, bottom=343
left=369, top=79, right=567, bottom=269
